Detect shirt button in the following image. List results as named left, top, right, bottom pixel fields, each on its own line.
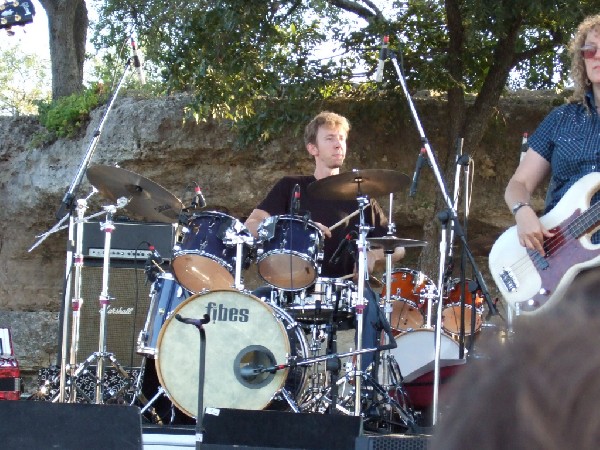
left=593, top=165, right=597, bottom=169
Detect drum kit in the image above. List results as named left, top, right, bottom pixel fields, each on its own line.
left=47, top=163, right=484, bottom=432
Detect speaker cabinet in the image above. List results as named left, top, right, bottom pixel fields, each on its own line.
left=201, top=408, right=361, bottom=450
left=69, top=265, right=153, bottom=368
left=0, top=402, right=142, bottom=449
left=355, top=434, right=431, bottom=450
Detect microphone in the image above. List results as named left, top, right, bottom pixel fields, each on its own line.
left=409, top=148, right=428, bottom=198
left=330, top=233, right=352, bottom=265
left=375, top=35, right=389, bottom=83
left=144, top=244, right=163, bottom=283
left=291, top=184, right=301, bottom=216
left=519, top=132, right=528, bottom=162
left=191, top=184, right=207, bottom=209
left=130, top=37, right=146, bottom=85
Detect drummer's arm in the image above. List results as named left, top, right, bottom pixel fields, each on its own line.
left=244, top=208, right=270, bottom=238
left=368, top=246, right=405, bottom=272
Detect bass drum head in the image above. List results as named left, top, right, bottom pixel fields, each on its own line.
left=156, top=290, right=299, bottom=418
left=389, top=329, right=463, bottom=383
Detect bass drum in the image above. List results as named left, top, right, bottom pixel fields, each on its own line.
left=156, top=290, right=308, bottom=418
left=388, top=329, right=464, bottom=383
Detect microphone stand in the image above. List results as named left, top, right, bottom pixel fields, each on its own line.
left=28, top=55, right=137, bottom=402
left=174, top=313, right=210, bottom=450
left=388, top=48, right=499, bottom=425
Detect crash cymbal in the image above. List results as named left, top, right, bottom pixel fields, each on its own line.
left=87, top=165, right=184, bottom=223
left=367, top=236, right=427, bottom=251
left=307, top=169, right=410, bottom=200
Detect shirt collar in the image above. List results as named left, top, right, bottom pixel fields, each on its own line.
left=585, top=90, right=597, bottom=111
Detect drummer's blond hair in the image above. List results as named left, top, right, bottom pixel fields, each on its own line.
left=304, top=111, right=351, bottom=146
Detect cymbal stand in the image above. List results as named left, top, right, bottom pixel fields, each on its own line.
left=66, top=195, right=93, bottom=402
left=349, top=187, right=377, bottom=420
left=380, top=193, right=396, bottom=388
left=73, top=198, right=131, bottom=404
left=29, top=48, right=141, bottom=402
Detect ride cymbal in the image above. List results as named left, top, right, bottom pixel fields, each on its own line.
left=87, top=165, right=183, bottom=223
left=307, top=169, right=410, bottom=200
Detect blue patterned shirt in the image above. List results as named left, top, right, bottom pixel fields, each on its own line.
left=529, top=93, right=600, bottom=213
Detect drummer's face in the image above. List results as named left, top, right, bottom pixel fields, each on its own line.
left=308, top=124, right=347, bottom=170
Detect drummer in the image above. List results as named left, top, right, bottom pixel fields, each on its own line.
left=244, top=110, right=405, bottom=278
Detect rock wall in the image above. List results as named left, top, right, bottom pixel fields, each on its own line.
left=0, top=92, right=558, bottom=390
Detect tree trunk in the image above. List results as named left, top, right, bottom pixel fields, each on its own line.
left=39, top=0, right=88, bottom=99
left=418, top=4, right=523, bottom=281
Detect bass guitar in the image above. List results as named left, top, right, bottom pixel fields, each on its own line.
left=488, top=172, right=600, bottom=314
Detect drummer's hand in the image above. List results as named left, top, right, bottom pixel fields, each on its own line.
left=314, top=222, right=332, bottom=238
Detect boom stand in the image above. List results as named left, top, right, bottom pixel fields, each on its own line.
left=29, top=52, right=138, bottom=402
left=388, top=49, right=499, bottom=425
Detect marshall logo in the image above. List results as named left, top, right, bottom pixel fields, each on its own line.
left=108, top=307, right=135, bottom=315
left=206, top=302, right=249, bottom=322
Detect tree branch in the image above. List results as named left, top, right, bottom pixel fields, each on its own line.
left=326, top=0, right=384, bottom=22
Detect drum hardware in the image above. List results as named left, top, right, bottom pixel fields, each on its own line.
left=256, top=214, right=324, bottom=291
left=172, top=211, right=253, bottom=293
left=136, top=273, right=191, bottom=358
left=155, top=290, right=309, bottom=418
left=71, top=200, right=137, bottom=404
left=30, top=52, right=176, bottom=401
left=308, top=169, right=410, bottom=419
left=86, top=165, right=184, bottom=223
left=441, top=278, right=484, bottom=337
left=173, top=312, right=211, bottom=441
left=284, top=277, right=357, bottom=323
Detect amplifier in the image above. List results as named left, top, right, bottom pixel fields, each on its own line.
left=0, top=328, right=20, bottom=400
left=75, top=221, right=177, bottom=262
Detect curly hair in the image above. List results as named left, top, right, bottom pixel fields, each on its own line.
left=569, top=14, right=600, bottom=104
left=303, top=111, right=350, bottom=146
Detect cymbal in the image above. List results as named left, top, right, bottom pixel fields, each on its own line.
left=307, top=169, right=410, bottom=200
left=87, top=165, right=184, bottom=223
left=367, top=236, right=427, bottom=251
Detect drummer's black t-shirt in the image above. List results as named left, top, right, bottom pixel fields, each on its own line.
left=257, top=175, right=388, bottom=278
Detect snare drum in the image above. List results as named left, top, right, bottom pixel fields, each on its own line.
left=257, top=215, right=323, bottom=290
left=172, top=211, right=252, bottom=293
left=381, top=268, right=437, bottom=333
left=137, top=273, right=191, bottom=358
left=155, top=290, right=308, bottom=417
left=442, top=278, right=484, bottom=337
left=285, top=277, right=356, bottom=322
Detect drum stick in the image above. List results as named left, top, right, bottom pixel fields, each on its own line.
left=329, top=209, right=360, bottom=231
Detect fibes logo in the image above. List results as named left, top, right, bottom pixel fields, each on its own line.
left=206, top=302, right=249, bottom=322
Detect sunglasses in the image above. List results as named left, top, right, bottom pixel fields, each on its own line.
left=581, top=44, right=600, bottom=59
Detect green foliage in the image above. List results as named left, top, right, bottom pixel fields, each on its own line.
left=90, top=0, right=600, bottom=146
left=36, top=83, right=107, bottom=138
left=0, top=44, right=51, bottom=116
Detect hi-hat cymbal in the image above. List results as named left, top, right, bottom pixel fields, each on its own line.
left=307, top=169, right=410, bottom=200
left=87, top=165, right=184, bottom=223
left=367, top=236, right=427, bottom=251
